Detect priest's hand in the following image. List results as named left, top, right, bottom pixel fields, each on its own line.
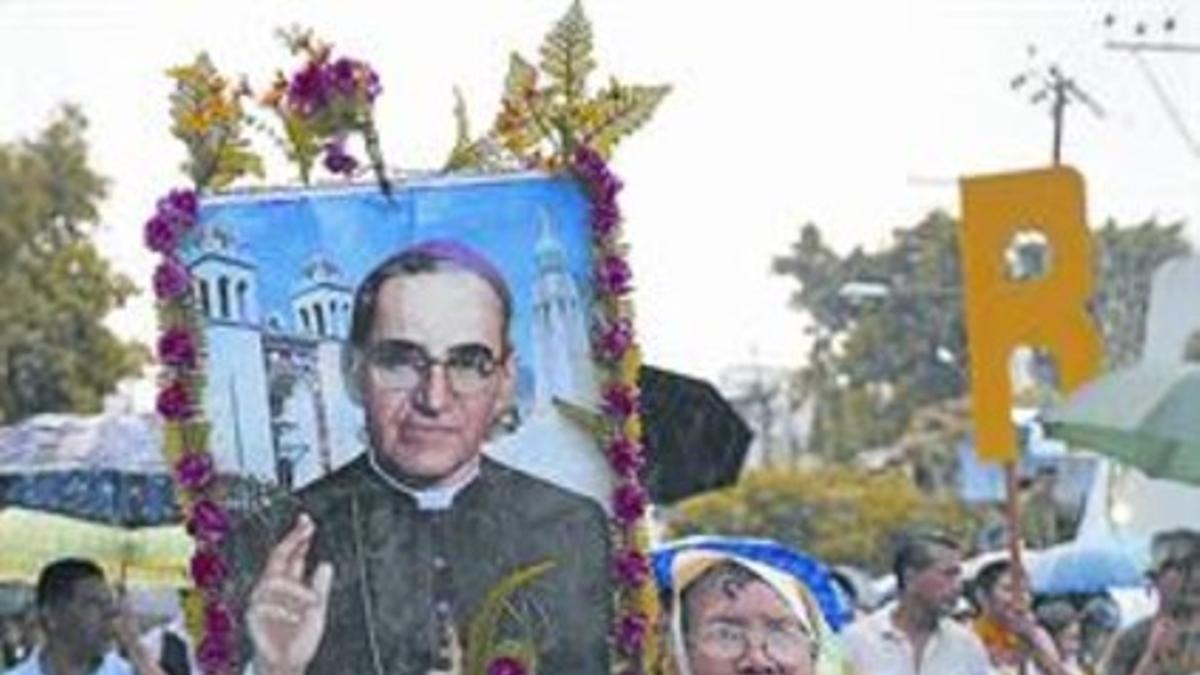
left=246, top=513, right=334, bottom=675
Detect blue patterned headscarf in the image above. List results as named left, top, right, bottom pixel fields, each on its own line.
left=653, top=536, right=853, bottom=631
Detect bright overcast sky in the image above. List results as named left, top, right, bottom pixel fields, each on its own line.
left=2, top=0, right=1199, bottom=397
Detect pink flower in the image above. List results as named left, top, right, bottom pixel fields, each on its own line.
left=596, top=254, right=632, bottom=296
left=156, top=381, right=193, bottom=420
left=486, top=657, right=528, bottom=675
left=204, top=600, right=235, bottom=636
left=196, top=632, right=233, bottom=674
left=595, top=318, right=633, bottom=362
left=157, top=327, right=197, bottom=368
left=606, top=437, right=645, bottom=477
left=153, top=258, right=191, bottom=300
left=144, top=214, right=178, bottom=253
left=157, top=189, right=199, bottom=228
left=602, top=383, right=638, bottom=419
left=176, top=452, right=215, bottom=491
left=190, top=549, right=228, bottom=590
left=612, top=548, right=650, bottom=587
left=189, top=499, right=231, bottom=543
left=613, top=482, right=648, bottom=525
left=614, top=612, right=649, bottom=655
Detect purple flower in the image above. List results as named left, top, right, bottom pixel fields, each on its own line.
left=613, top=482, right=648, bottom=524
left=614, top=612, right=649, bottom=655
left=189, top=499, right=232, bottom=543
left=287, top=62, right=331, bottom=116
left=156, top=381, right=193, bottom=420
left=607, top=437, right=645, bottom=477
left=323, top=138, right=359, bottom=176
left=190, top=549, right=229, bottom=590
left=612, top=548, right=650, bottom=587
left=328, top=57, right=381, bottom=101
left=596, top=254, right=632, bottom=296
left=591, top=200, right=621, bottom=237
left=196, top=632, right=233, bottom=674
left=593, top=170, right=623, bottom=203
left=204, top=600, right=235, bottom=636
left=164, top=188, right=198, bottom=219
left=144, top=214, right=178, bottom=254
left=573, top=145, right=606, bottom=177
left=601, top=383, right=638, bottom=419
left=156, top=189, right=199, bottom=231
left=153, top=258, right=191, bottom=300
left=157, top=327, right=197, bottom=368
left=596, top=318, right=633, bottom=362
left=176, top=452, right=215, bottom=491
left=486, top=657, right=528, bottom=675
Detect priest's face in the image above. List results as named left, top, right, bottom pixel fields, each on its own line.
left=361, top=270, right=514, bottom=487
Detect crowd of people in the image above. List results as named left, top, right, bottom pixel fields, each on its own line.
left=0, top=528, right=1195, bottom=675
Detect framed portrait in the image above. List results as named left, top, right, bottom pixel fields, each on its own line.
left=185, top=173, right=619, bottom=674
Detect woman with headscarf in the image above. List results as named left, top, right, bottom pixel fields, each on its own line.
left=656, top=539, right=856, bottom=675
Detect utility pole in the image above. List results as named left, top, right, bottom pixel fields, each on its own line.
left=1104, top=13, right=1200, bottom=159
left=1011, top=48, right=1105, bottom=165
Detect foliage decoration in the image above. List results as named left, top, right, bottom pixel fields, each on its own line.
left=167, top=55, right=264, bottom=192
left=444, top=0, right=670, bottom=172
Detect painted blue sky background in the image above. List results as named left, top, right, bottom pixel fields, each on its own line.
left=191, top=173, right=594, bottom=395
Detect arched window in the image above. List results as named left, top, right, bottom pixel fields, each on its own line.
left=300, top=308, right=311, bottom=333
left=198, top=279, right=211, bottom=317
left=314, top=304, right=326, bottom=336
left=236, top=280, right=250, bottom=321
left=217, top=276, right=231, bottom=319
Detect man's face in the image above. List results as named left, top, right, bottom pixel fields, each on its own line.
left=45, top=576, right=116, bottom=662
left=907, top=546, right=963, bottom=617
left=361, top=271, right=514, bottom=487
left=686, top=580, right=815, bottom=675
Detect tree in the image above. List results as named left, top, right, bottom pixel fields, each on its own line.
left=666, top=465, right=976, bottom=573
left=0, top=106, right=147, bottom=423
left=773, top=211, right=1191, bottom=465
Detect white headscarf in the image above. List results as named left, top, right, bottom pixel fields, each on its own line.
left=665, top=549, right=855, bottom=675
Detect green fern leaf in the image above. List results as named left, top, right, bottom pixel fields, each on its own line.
left=582, top=82, right=671, bottom=158
left=539, top=0, right=595, bottom=102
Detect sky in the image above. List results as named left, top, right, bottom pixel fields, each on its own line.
left=2, top=0, right=1199, bottom=403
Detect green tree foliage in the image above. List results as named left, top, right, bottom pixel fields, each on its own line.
left=1091, top=218, right=1192, bottom=367
left=667, top=466, right=976, bottom=573
left=773, top=211, right=1192, bottom=463
left=0, top=106, right=147, bottom=423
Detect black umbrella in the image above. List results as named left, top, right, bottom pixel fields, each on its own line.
left=638, top=366, right=752, bottom=503
left=556, top=366, right=752, bottom=503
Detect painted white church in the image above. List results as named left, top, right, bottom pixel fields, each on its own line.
left=187, top=215, right=610, bottom=506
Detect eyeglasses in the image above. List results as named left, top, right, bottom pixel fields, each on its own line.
left=364, top=339, right=503, bottom=394
left=692, top=620, right=815, bottom=664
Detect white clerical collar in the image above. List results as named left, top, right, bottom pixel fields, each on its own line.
left=368, top=452, right=481, bottom=511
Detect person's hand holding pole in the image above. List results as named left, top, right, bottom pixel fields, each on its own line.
left=246, top=514, right=334, bottom=675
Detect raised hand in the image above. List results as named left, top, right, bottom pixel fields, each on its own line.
left=246, top=513, right=335, bottom=675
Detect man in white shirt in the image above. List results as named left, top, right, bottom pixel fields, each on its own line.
left=842, top=532, right=991, bottom=675
left=2, top=558, right=166, bottom=675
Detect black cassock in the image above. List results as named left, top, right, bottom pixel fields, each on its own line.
left=226, top=455, right=612, bottom=675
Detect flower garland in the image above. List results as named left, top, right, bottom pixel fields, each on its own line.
left=572, top=146, right=660, bottom=675
left=146, top=188, right=238, bottom=673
